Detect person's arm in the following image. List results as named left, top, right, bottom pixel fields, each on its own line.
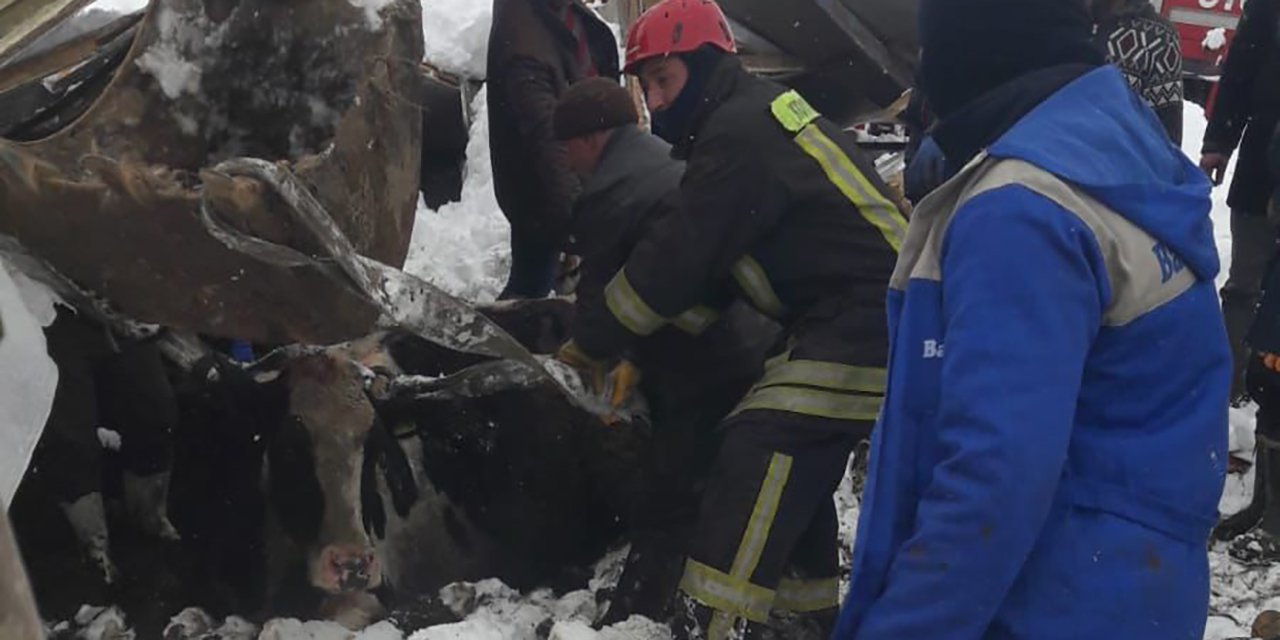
left=574, top=127, right=783, bottom=359
left=503, top=58, right=580, bottom=241
left=855, top=186, right=1103, bottom=638
left=1203, top=0, right=1275, bottom=160
left=1157, top=102, right=1184, bottom=147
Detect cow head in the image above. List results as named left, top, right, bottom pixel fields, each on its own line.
left=268, top=353, right=382, bottom=595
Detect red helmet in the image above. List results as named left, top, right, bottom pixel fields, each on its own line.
left=624, top=0, right=737, bottom=75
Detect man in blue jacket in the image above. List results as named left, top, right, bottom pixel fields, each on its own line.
left=836, top=0, right=1230, bottom=638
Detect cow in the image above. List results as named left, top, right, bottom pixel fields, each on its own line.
left=164, top=298, right=619, bottom=629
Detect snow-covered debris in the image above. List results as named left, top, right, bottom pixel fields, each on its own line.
left=1204, top=27, right=1228, bottom=52
left=0, top=260, right=60, bottom=506
left=258, top=618, right=403, bottom=640
left=349, top=0, right=397, bottom=30
left=73, top=604, right=133, bottom=640
left=421, top=0, right=492, bottom=77
left=162, top=607, right=258, bottom=639
left=134, top=4, right=215, bottom=100
left=405, top=85, right=510, bottom=302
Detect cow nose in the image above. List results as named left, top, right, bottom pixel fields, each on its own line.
left=325, top=546, right=378, bottom=591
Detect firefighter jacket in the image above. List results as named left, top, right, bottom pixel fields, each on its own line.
left=568, top=124, right=773, bottom=406
left=574, top=56, right=904, bottom=426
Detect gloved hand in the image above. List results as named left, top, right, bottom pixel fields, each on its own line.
left=556, top=340, right=609, bottom=395
left=1263, top=352, right=1280, bottom=374
left=556, top=340, right=642, bottom=425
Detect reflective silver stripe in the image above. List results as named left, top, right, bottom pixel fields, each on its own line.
left=671, top=305, right=720, bottom=335
left=732, top=256, right=786, bottom=318
left=774, top=576, right=839, bottom=613
left=794, top=124, right=908, bottom=253
left=731, top=385, right=883, bottom=422
left=679, top=559, right=776, bottom=623
left=604, top=269, right=665, bottom=337
left=758, top=356, right=887, bottom=395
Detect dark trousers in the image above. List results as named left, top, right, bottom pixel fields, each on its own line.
left=1224, top=209, right=1276, bottom=399
left=499, top=226, right=559, bottom=300
left=32, top=312, right=176, bottom=501
left=675, top=412, right=867, bottom=637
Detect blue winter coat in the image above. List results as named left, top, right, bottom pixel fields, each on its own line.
left=836, top=66, right=1230, bottom=639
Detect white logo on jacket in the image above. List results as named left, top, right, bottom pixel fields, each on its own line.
left=922, top=340, right=945, bottom=359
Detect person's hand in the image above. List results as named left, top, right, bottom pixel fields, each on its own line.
left=1200, top=152, right=1231, bottom=186
left=1262, top=352, right=1280, bottom=374
left=556, top=340, right=608, bottom=393
left=601, top=360, right=642, bottom=426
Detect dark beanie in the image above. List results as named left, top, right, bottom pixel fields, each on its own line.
left=554, top=78, right=640, bottom=141
left=918, top=0, right=1105, bottom=120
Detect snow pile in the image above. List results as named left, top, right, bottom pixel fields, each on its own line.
left=405, top=86, right=510, bottom=302
left=409, top=548, right=669, bottom=640
left=1204, top=27, right=1229, bottom=52
left=258, top=618, right=403, bottom=640
left=0, top=261, right=59, bottom=507
left=421, top=0, right=493, bottom=78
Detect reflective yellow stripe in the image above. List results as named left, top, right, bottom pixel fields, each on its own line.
left=671, top=305, right=720, bottom=335
left=678, top=559, right=776, bottom=623
left=708, top=612, right=734, bottom=640
left=794, top=125, right=908, bottom=253
left=732, top=256, right=786, bottom=318
left=678, top=454, right=793, bottom=625
left=774, top=576, right=839, bottom=613
left=770, top=90, right=821, bottom=133
left=604, top=269, right=665, bottom=336
left=769, top=90, right=908, bottom=254
left=759, top=356, right=887, bottom=395
left=732, top=386, right=883, bottom=421
left=730, top=453, right=793, bottom=581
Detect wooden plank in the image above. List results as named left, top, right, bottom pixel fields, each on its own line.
left=0, top=11, right=142, bottom=94
left=0, top=0, right=96, bottom=65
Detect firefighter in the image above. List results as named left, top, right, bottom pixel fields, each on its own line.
left=558, top=1, right=905, bottom=637
left=552, top=77, right=775, bottom=625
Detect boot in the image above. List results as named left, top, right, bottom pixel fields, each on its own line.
left=760, top=608, right=838, bottom=640
left=123, top=470, right=181, bottom=541
left=599, top=533, right=686, bottom=626
left=60, top=492, right=119, bottom=584
left=670, top=590, right=774, bottom=640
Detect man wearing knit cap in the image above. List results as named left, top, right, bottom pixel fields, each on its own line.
left=836, top=0, right=1228, bottom=638
left=553, top=77, right=775, bottom=625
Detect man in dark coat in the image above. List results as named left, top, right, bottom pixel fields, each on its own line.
left=553, top=77, right=775, bottom=625
left=1091, top=0, right=1185, bottom=144
left=1200, top=0, right=1280, bottom=401
left=565, top=2, right=905, bottom=637
left=486, top=0, right=620, bottom=299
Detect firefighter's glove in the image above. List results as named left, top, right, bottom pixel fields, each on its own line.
left=601, top=360, right=642, bottom=426
left=556, top=340, right=609, bottom=395
left=1263, top=352, right=1280, bottom=374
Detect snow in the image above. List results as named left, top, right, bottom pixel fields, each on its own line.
left=1205, top=27, right=1229, bottom=53
left=0, top=260, right=59, bottom=507
left=89, top=0, right=149, bottom=13
left=421, top=0, right=493, bottom=78
left=349, top=0, right=397, bottom=30
left=133, top=4, right=211, bottom=100
left=404, top=85, right=510, bottom=302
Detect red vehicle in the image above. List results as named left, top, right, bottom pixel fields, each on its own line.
left=1152, top=0, right=1246, bottom=104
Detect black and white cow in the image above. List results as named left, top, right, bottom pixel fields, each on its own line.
left=164, top=298, right=619, bottom=628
